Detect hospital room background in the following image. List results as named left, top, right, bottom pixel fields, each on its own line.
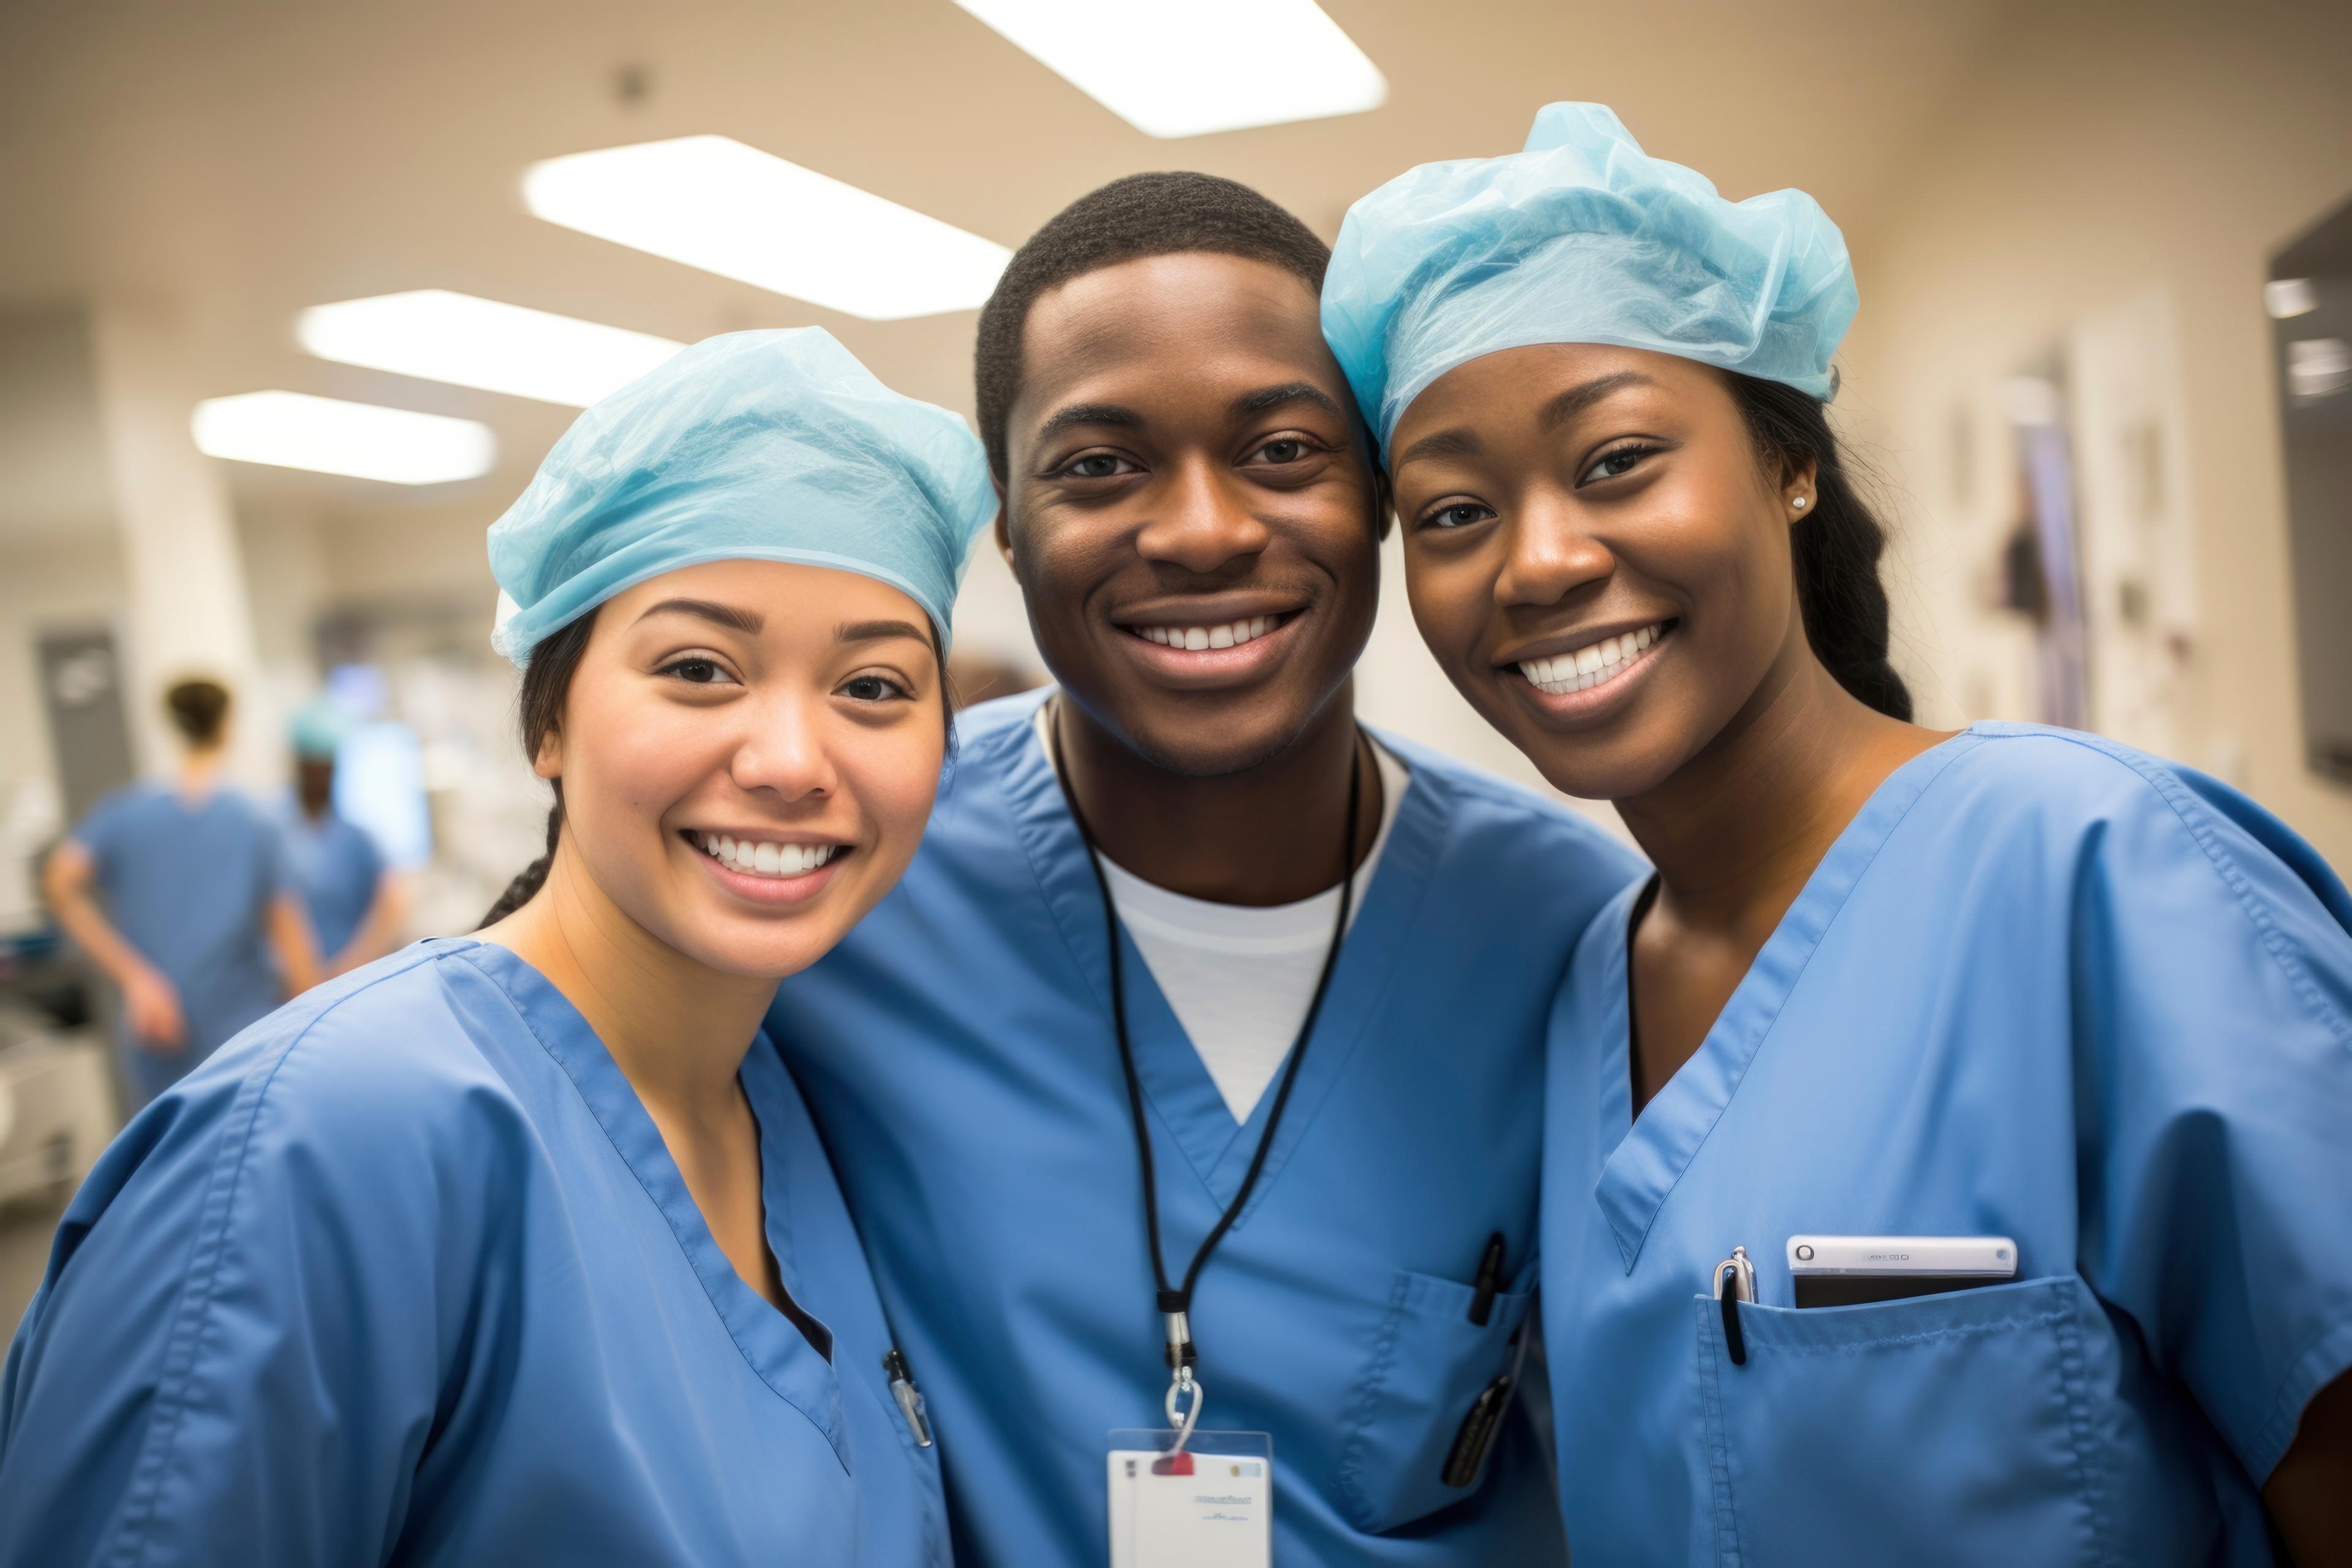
left=2, top=0, right=2348, bottom=1325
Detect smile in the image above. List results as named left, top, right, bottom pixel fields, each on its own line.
left=1517, top=621, right=1671, bottom=696
left=1128, top=612, right=1292, bottom=651
left=690, top=832, right=844, bottom=879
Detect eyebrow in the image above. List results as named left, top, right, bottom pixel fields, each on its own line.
left=1539, top=371, right=1656, bottom=431
left=1231, top=382, right=1348, bottom=421
left=1392, top=371, right=1659, bottom=470
left=835, top=617, right=932, bottom=647
left=633, top=598, right=763, bottom=633
left=1031, top=401, right=1143, bottom=444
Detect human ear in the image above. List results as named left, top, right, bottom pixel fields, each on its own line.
left=1373, top=469, right=1396, bottom=543
left=532, top=725, right=564, bottom=783
left=992, top=493, right=1015, bottom=569
left=1782, top=456, right=1822, bottom=522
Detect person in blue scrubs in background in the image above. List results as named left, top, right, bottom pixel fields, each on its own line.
left=40, top=676, right=320, bottom=1112
left=281, top=700, right=407, bottom=976
left=767, top=173, right=1642, bottom=1566
left=0, top=329, right=990, bottom=1566
left=1326, top=102, right=2352, bottom=1564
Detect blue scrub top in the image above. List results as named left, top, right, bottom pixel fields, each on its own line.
left=1541, top=723, right=2352, bottom=1566
left=280, top=802, right=386, bottom=958
left=0, top=940, right=948, bottom=1567
left=70, top=782, right=290, bottom=1106
left=766, top=691, right=1644, bottom=1567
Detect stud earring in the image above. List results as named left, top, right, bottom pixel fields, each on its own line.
left=1792, top=496, right=1809, bottom=510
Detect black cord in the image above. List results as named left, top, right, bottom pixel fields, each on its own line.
left=1049, top=699, right=1366, bottom=1333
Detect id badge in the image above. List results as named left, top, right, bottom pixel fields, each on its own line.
left=1106, top=1428, right=1273, bottom=1568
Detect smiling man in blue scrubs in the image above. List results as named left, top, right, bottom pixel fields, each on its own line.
left=766, top=173, right=1643, bottom=1566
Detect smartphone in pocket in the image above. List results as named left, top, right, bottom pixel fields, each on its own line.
left=1786, top=1235, right=2017, bottom=1308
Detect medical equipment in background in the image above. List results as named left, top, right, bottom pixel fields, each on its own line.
left=0, top=998, right=114, bottom=1208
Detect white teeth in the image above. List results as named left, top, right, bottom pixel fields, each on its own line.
left=1134, top=614, right=1281, bottom=652
left=1517, top=622, right=1670, bottom=696
left=695, top=832, right=839, bottom=879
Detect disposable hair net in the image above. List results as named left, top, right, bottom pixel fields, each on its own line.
left=288, top=699, right=349, bottom=761
left=1322, top=102, right=1858, bottom=454
left=488, top=328, right=995, bottom=666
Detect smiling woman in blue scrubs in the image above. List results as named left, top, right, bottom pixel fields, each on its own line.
left=0, top=329, right=990, bottom=1566
left=1325, top=104, right=2352, bottom=1564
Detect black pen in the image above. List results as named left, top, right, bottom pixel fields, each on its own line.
left=1467, top=1232, right=1506, bottom=1325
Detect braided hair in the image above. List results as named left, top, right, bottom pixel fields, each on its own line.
left=1725, top=373, right=1912, bottom=720
left=476, top=613, right=595, bottom=927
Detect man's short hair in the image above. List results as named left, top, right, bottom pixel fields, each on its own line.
left=973, top=172, right=1332, bottom=481
left=163, top=677, right=232, bottom=748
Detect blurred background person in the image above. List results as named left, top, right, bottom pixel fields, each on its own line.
left=39, top=677, right=320, bottom=1112
left=281, top=699, right=406, bottom=977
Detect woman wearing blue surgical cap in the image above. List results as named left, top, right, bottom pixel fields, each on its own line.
left=1325, top=104, right=2352, bottom=1564
left=0, top=328, right=989, bottom=1566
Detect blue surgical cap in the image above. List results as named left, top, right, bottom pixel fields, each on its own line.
left=288, top=699, right=348, bottom=761
left=488, top=328, right=995, bottom=666
left=1322, top=102, right=1858, bottom=454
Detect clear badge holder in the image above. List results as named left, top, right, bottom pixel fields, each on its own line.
left=1107, top=1428, right=1273, bottom=1568
left=1107, top=1366, right=1273, bottom=1567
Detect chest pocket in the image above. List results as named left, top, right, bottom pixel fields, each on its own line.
left=1695, top=1275, right=2109, bottom=1567
left=1332, top=1266, right=1534, bottom=1533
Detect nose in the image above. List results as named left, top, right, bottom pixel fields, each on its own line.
left=1133, top=454, right=1271, bottom=575
left=1494, top=489, right=1615, bottom=609
left=728, top=688, right=840, bottom=805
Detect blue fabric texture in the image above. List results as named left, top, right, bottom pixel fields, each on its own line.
left=1540, top=725, right=2352, bottom=1565
left=279, top=803, right=385, bottom=958
left=0, top=940, right=948, bottom=1567
left=766, top=690, right=1645, bottom=1567
left=488, top=327, right=994, bottom=665
left=69, top=783, right=289, bottom=1108
left=1322, top=101, right=1857, bottom=452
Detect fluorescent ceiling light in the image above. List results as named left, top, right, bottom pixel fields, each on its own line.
left=952, top=0, right=1386, bottom=138
left=191, top=391, right=496, bottom=486
left=2265, top=277, right=2317, bottom=320
left=524, top=137, right=1011, bottom=320
left=298, top=290, right=685, bottom=407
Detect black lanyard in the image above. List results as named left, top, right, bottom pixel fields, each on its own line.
left=1049, top=701, right=1365, bottom=1385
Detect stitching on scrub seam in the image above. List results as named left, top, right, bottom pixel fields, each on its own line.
left=454, top=949, right=838, bottom=1438
left=1751, top=1306, right=2068, bottom=1356
left=104, top=952, right=442, bottom=1566
left=2242, top=1317, right=2352, bottom=1482
left=1694, top=1298, right=1743, bottom=1568
left=1617, top=736, right=1981, bottom=1265
left=1331, top=1269, right=1412, bottom=1526
left=2051, top=1287, right=2120, bottom=1568
left=2024, top=731, right=2351, bottom=1052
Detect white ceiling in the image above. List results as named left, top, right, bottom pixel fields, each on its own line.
left=0, top=0, right=2017, bottom=541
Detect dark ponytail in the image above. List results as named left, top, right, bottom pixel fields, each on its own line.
left=477, top=613, right=597, bottom=927
left=1724, top=373, right=1912, bottom=721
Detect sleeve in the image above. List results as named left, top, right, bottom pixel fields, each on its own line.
left=0, top=1010, right=512, bottom=1566
left=2073, top=766, right=2352, bottom=1482
left=258, top=805, right=298, bottom=898
left=66, top=788, right=127, bottom=870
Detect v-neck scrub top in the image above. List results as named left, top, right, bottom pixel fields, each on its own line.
left=0, top=939, right=948, bottom=1567
left=1540, top=723, right=2352, bottom=1566
left=765, top=690, right=1645, bottom=1567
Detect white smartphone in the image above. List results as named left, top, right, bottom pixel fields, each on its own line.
left=1785, top=1235, right=2018, bottom=1308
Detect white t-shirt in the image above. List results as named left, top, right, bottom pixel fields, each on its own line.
left=1035, top=707, right=1411, bottom=1123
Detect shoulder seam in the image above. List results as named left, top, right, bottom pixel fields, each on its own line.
left=102, top=949, right=448, bottom=1558
left=1983, top=730, right=2352, bottom=1051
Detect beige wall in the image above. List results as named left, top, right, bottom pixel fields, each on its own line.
left=1842, top=0, right=2352, bottom=867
